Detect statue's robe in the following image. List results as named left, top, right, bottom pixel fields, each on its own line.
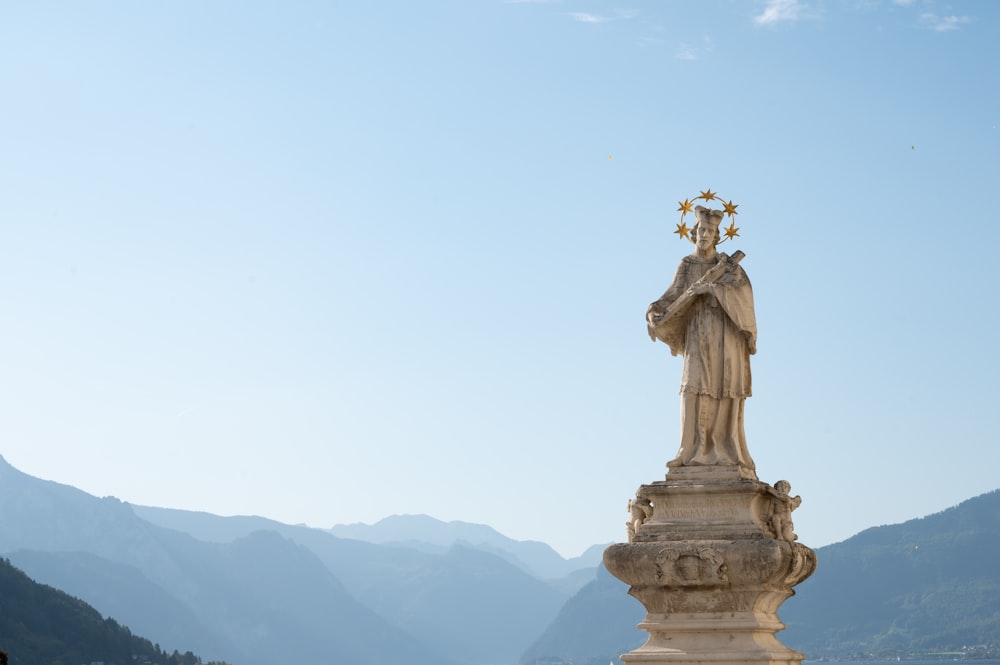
left=651, top=253, right=757, bottom=470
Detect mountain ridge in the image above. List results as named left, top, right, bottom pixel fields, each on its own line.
left=330, top=513, right=606, bottom=579
left=0, top=455, right=581, bottom=665
left=131, top=505, right=605, bottom=580
left=132, top=504, right=579, bottom=665
left=0, top=455, right=457, bottom=665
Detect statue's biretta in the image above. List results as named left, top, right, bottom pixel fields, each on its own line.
left=694, top=205, right=725, bottom=228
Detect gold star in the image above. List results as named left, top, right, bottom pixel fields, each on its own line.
left=724, top=222, right=740, bottom=240
left=677, top=198, right=694, bottom=215
left=722, top=199, right=739, bottom=217
left=674, top=222, right=691, bottom=240
left=698, top=188, right=717, bottom=201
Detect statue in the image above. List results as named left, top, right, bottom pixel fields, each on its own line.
left=626, top=496, right=653, bottom=542
left=766, top=479, right=802, bottom=541
left=646, top=196, right=757, bottom=473
left=604, top=191, right=816, bottom=665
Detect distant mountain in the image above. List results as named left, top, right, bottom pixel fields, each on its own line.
left=0, top=454, right=455, bottom=665
left=0, top=556, right=225, bottom=665
left=549, top=561, right=604, bottom=596
left=202, top=529, right=454, bottom=665
left=520, top=564, right=644, bottom=665
left=133, top=504, right=576, bottom=665
left=781, top=488, right=1000, bottom=657
left=1, top=455, right=585, bottom=665
left=129, top=505, right=301, bottom=545
left=329, top=514, right=606, bottom=580
left=517, top=488, right=1000, bottom=662
left=360, top=543, right=568, bottom=665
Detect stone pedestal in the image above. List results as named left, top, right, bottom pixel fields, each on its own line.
left=604, top=467, right=816, bottom=665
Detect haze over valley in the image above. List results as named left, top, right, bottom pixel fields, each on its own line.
left=3, top=456, right=999, bottom=664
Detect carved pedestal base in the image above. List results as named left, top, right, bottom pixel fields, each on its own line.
left=604, top=472, right=816, bottom=665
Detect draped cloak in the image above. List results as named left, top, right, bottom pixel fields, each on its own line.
left=650, top=253, right=757, bottom=470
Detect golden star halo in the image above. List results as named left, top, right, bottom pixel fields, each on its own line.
left=673, top=188, right=744, bottom=243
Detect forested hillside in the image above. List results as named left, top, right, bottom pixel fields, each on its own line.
left=0, top=557, right=226, bottom=665
left=782, top=488, right=1000, bottom=657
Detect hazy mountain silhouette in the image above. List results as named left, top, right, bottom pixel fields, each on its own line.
left=129, top=505, right=305, bottom=544
left=0, top=454, right=455, bottom=665
left=202, top=529, right=454, bottom=665
left=133, top=505, right=603, bottom=583
left=519, top=487, right=1000, bottom=662
left=330, top=513, right=606, bottom=580
left=520, top=564, right=645, bottom=665
left=1, top=455, right=589, bottom=665
left=133, top=504, right=578, bottom=664
left=781, top=488, right=1000, bottom=656
left=361, top=542, right=568, bottom=664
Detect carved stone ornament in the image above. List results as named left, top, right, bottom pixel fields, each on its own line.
left=763, top=479, right=802, bottom=542
left=627, top=496, right=654, bottom=542
left=654, top=546, right=728, bottom=586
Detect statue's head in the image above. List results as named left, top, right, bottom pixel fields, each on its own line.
left=774, top=480, right=791, bottom=494
left=693, top=206, right=724, bottom=250
left=674, top=191, right=740, bottom=245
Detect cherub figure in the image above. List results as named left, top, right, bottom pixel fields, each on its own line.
left=766, top=480, right=801, bottom=541
left=627, top=497, right=654, bottom=542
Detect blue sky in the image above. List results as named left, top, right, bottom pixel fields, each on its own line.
left=2, top=0, right=998, bottom=557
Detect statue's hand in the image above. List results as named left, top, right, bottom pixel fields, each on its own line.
left=690, top=282, right=713, bottom=296
left=646, top=303, right=664, bottom=326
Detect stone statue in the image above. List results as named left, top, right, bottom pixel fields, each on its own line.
left=646, top=204, right=757, bottom=473
left=766, top=479, right=802, bottom=541
left=604, top=192, right=816, bottom=665
left=626, top=496, right=653, bottom=542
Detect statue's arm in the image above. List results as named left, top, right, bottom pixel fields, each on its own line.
left=647, top=261, right=689, bottom=317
